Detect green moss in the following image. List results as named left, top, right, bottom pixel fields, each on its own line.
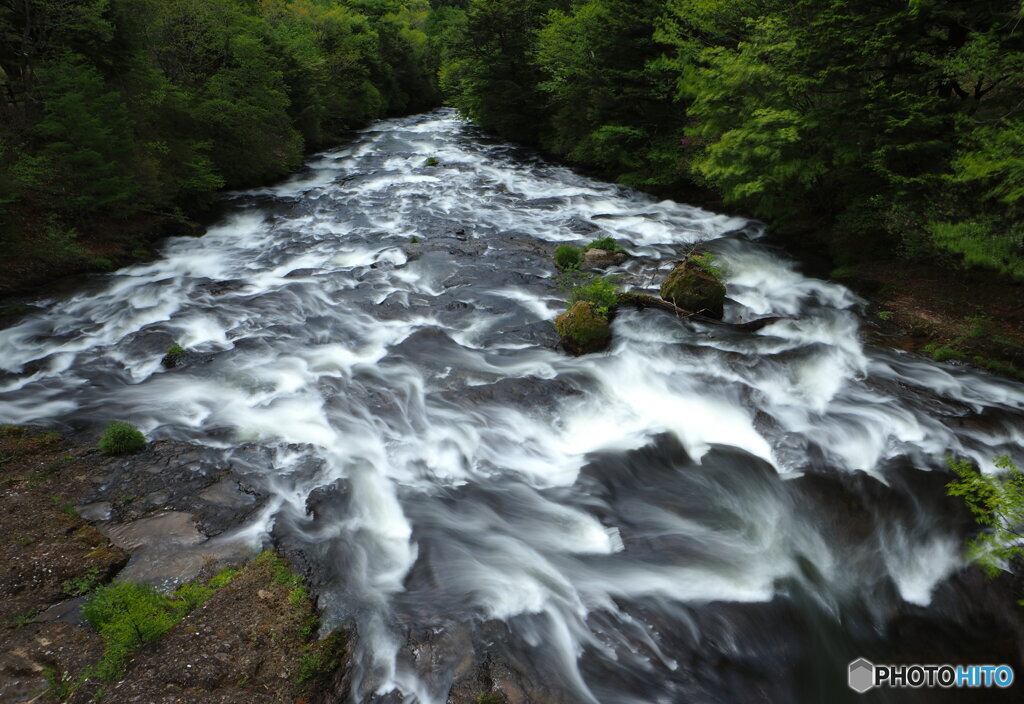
left=166, top=343, right=186, bottom=357
left=554, top=244, right=584, bottom=270
left=98, top=421, right=146, bottom=456
left=423, top=156, right=440, bottom=167
left=476, top=694, right=505, bottom=704
left=555, top=301, right=612, bottom=355
left=82, top=568, right=240, bottom=681
left=173, top=567, right=240, bottom=610
left=295, top=631, right=347, bottom=684
left=83, top=582, right=181, bottom=679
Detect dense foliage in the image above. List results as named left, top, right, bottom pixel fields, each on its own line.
left=0, top=0, right=447, bottom=283
left=439, top=0, right=1024, bottom=278
left=947, top=455, right=1024, bottom=585
left=4, top=1, right=1023, bottom=286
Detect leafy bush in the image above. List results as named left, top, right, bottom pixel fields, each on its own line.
left=423, top=156, right=440, bottom=167
left=554, top=244, right=584, bottom=270
left=166, top=344, right=186, bottom=357
left=585, top=236, right=624, bottom=253
left=98, top=421, right=146, bottom=456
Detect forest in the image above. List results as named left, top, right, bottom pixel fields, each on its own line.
left=2, top=0, right=1023, bottom=292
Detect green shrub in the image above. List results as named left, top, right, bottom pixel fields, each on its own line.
left=423, top=156, right=440, bottom=167
left=554, top=244, right=584, bottom=270
left=98, top=421, right=146, bottom=456
left=166, top=344, right=186, bottom=357
left=585, top=236, right=624, bottom=253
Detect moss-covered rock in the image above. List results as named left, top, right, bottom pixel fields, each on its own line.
left=659, top=259, right=727, bottom=319
left=555, top=301, right=612, bottom=355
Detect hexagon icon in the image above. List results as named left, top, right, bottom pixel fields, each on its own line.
left=848, top=658, right=875, bottom=693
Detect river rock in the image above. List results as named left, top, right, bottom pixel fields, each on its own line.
left=555, top=302, right=611, bottom=355
left=583, top=247, right=628, bottom=268
left=659, top=258, right=726, bottom=319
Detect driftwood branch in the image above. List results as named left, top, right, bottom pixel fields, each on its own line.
left=613, top=293, right=785, bottom=332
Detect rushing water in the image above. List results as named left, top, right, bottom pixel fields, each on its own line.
left=1, top=110, right=1022, bottom=703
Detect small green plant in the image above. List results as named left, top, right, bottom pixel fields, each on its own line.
left=477, top=693, right=505, bottom=704
left=63, top=567, right=102, bottom=596
left=52, top=495, right=79, bottom=516
left=923, top=342, right=965, bottom=363
left=966, top=314, right=994, bottom=339
left=563, top=272, right=621, bottom=318
left=3, top=608, right=39, bottom=628
left=43, top=667, right=78, bottom=700
left=876, top=310, right=893, bottom=321
left=554, top=244, right=584, bottom=271
left=585, top=236, right=624, bottom=253
left=98, top=421, right=146, bottom=456
left=166, top=344, right=186, bottom=357
left=423, top=156, right=439, bottom=167
left=410, top=236, right=420, bottom=243
left=947, top=455, right=1024, bottom=585
left=691, top=252, right=724, bottom=278
left=289, top=584, right=310, bottom=607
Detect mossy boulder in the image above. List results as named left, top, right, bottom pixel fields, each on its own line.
left=555, top=301, right=612, bottom=355
left=659, top=259, right=727, bottom=319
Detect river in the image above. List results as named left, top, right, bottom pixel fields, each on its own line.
left=1, top=110, right=1022, bottom=703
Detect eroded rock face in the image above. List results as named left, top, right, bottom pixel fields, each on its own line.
left=554, top=302, right=612, bottom=356
left=659, top=259, right=726, bottom=319
left=583, top=248, right=627, bottom=269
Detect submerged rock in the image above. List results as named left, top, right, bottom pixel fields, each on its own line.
left=555, top=301, right=612, bottom=355
left=659, top=258, right=727, bottom=319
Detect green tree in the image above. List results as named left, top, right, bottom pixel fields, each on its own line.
left=32, top=53, right=137, bottom=215
left=534, top=0, right=681, bottom=188
left=440, top=0, right=563, bottom=143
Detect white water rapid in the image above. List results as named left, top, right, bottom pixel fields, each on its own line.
left=1, top=110, right=1022, bottom=703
